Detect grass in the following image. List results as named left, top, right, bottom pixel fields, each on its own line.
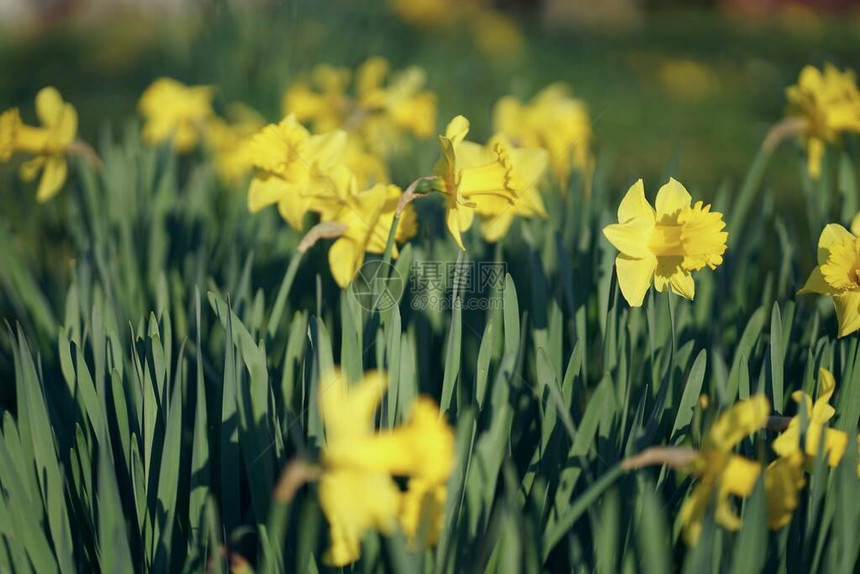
left=0, top=3, right=859, bottom=573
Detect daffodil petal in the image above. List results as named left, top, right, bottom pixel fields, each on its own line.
left=817, top=223, right=854, bottom=265
left=798, top=266, right=836, bottom=295
left=721, top=455, right=761, bottom=497
left=329, top=238, right=363, bottom=288
left=617, top=179, right=655, bottom=224
left=833, top=291, right=860, bottom=338
left=35, top=87, right=65, bottom=128
left=615, top=255, right=656, bottom=308
left=603, top=219, right=654, bottom=259
left=36, top=156, right=67, bottom=202
left=654, top=177, right=692, bottom=219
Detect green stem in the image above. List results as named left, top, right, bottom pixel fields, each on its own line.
left=542, top=464, right=625, bottom=562
left=266, top=251, right=303, bottom=339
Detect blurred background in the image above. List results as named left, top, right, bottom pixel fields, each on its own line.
left=1, top=0, right=859, bottom=201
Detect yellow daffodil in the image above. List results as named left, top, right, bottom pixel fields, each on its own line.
left=469, top=134, right=549, bottom=242
left=798, top=223, right=860, bottom=337
left=0, top=87, right=78, bottom=201
left=602, top=178, right=728, bottom=307
left=786, top=64, right=860, bottom=179
left=435, top=115, right=544, bottom=250
left=473, top=10, right=525, bottom=60
left=204, top=104, right=264, bottom=184
left=138, top=78, right=214, bottom=153
left=246, top=114, right=350, bottom=230
left=493, top=84, right=593, bottom=191
left=283, top=58, right=436, bottom=160
left=283, top=64, right=352, bottom=133
left=318, top=371, right=454, bottom=565
left=656, top=59, right=720, bottom=103
left=763, top=454, right=806, bottom=530
left=343, top=134, right=389, bottom=189
left=679, top=396, right=770, bottom=544
left=772, top=368, right=850, bottom=467
left=327, top=182, right=417, bottom=288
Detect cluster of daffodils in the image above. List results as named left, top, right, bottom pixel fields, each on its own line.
left=138, top=77, right=264, bottom=184
left=784, top=63, right=860, bottom=179
left=283, top=57, right=436, bottom=172
left=317, top=370, right=454, bottom=566
left=626, top=372, right=858, bottom=544
left=493, top=83, right=594, bottom=192
left=0, top=87, right=80, bottom=202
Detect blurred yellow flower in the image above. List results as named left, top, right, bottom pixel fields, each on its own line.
left=772, top=368, right=850, bottom=468
left=283, top=64, right=352, bottom=133
left=283, top=58, right=436, bottom=160
left=763, top=454, right=806, bottom=530
left=679, top=396, right=770, bottom=545
left=602, top=178, right=728, bottom=307
left=0, top=87, right=78, bottom=202
left=434, top=115, right=534, bottom=250
left=799, top=223, right=860, bottom=337
left=473, top=134, right=549, bottom=243
left=318, top=371, right=454, bottom=565
left=343, top=135, right=390, bottom=189
left=327, top=182, right=417, bottom=288
left=246, top=114, right=349, bottom=230
left=473, top=10, right=524, bottom=60
left=786, top=64, right=860, bottom=179
left=494, top=84, right=593, bottom=192
left=139, top=77, right=214, bottom=153
left=205, top=104, right=264, bottom=184
left=656, top=59, right=720, bottom=103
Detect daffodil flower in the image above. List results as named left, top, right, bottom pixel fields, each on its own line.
left=282, top=58, right=436, bottom=159
left=799, top=223, right=860, bottom=337
left=327, top=182, right=417, bottom=288
left=204, top=103, right=264, bottom=184
left=138, top=78, right=214, bottom=153
left=318, top=370, right=454, bottom=566
left=0, top=87, right=78, bottom=202
left=434, top=115, right=538, bottom=250
left=772, top=368, right=851, bottom=468
left=679, top=396, right=770, bottom=544
left=785, top=64, right=860, bottom=180
left=602, top=178, right=728, bottom=307
left=470, top=134, right=549, bottom=242
left=283, top=64, right=352, bottom=133
left=493, top=83, right=593, bottom=191
left=763, top=454, right=806, bottom=530
left=246, top=114, right=349, bottom=230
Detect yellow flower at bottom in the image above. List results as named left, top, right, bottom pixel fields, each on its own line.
left=602, top=178, right=728, bottom=307
left=319, top=468, right=401, bottom=566
left=318, top=371, right=455, bottom=565
left=799, top=224, right=860, bottom=337
left=764, top=454, right=806, bottom=530
left=679, top=396, right=769, bottom=545
left=0, top=87, right=78, bottom=201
